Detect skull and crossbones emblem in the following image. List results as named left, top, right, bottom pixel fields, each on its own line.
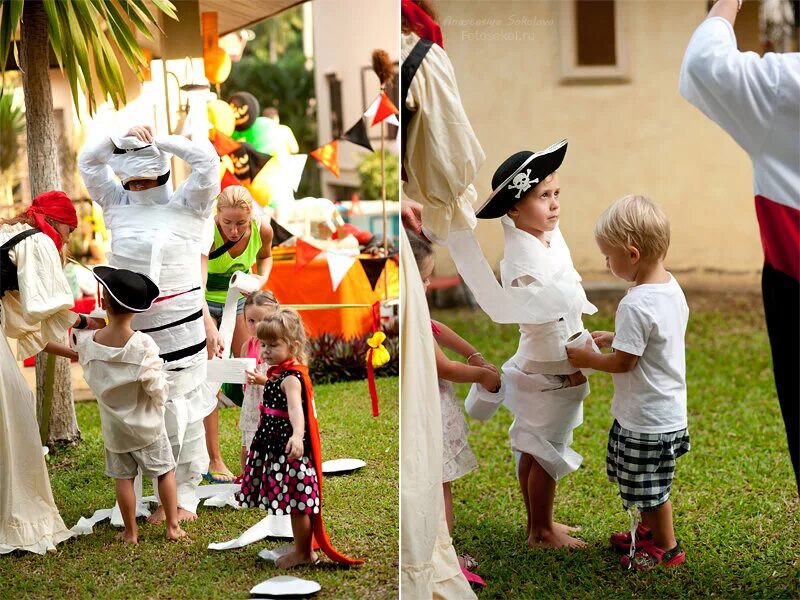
left=507, top=169, right=538, bottom=199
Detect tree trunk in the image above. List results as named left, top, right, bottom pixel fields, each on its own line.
left=20, top=0, right=80, bottom=445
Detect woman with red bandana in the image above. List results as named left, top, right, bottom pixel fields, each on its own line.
left=0, top=191, right=104, bottom=554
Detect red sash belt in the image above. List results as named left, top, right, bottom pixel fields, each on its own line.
left=259, top=405, right=290, bottom=419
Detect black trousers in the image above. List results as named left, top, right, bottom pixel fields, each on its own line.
left=762, top=264, right=799, bottom=490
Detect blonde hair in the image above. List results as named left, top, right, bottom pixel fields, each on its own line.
left=216, top=185, right=254, bottom=214
left=256, top=308, right=308, bottom=364
left=595, top=195, right=670, bottom=261
left=243, top=290, right=279, bottom=315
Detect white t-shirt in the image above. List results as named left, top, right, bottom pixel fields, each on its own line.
left=611, top=275, right=689, bottom=434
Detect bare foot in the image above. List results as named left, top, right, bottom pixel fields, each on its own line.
left=115, top=530, right=138, bottom=544
left=528, top=528, right=587, bottom=549
left=553, top=521, right=581, bottom=534
left=276, top=550, right=319, bottom=569
left=177, top=507, right=198, bottom=522
left=167, top=526, right=189, bottom=541
left=146, top=506, right=165, bottom=524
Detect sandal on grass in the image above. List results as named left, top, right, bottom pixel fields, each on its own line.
left=459, top=553, right=479, bottom=571
left=610, top=522, right=653, bottom=553
left=461, top=566, right=486, bottom=587
left=620, top=540, right=686, bottom=571
left=202, top=471, right=237, bottom=484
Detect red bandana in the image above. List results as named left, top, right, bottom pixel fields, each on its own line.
left=402, top=0, right=443, bottom=48
left=25, top=190, right=77, bottom=250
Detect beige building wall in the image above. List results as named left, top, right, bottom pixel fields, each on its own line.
left=432, top=0, right=765, bottom=281
left=313, top=0, right=400, bottom=200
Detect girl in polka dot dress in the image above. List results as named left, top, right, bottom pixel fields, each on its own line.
left=237, top=309, right=324, bottom=568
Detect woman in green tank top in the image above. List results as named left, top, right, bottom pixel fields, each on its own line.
left=201, top=186, right=273, bottom=482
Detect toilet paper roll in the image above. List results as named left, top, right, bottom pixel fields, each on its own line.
left=565, top=329, right=600, bottom=376
left=464, top=377, right=505, bottom=421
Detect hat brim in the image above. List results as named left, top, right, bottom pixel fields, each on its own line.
left=92, top=265, right=160, bottom=313
left=475, top=139, right=568, bottom=219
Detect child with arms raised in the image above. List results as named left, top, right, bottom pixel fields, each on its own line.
left=567, top=195, right=689, bottom=570
left=74, top=266, right=186, bottom=543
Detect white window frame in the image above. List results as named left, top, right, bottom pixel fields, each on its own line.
left=559, top=0, right=630, bottom=82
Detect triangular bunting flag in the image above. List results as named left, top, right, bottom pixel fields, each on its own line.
left=282, top=154, right=308, bottom=192
left=270, top=218, right=295, bottom=246
left=295, top=238, right=323, bottom=271
left=341, top=118, right=373, bottom=151
left=220, top=168, right=240, bottom=190
left=371, top=92, right=399, bottom=127
left=359, top=256, right=388, bottom=291
left=363, top=94, right=381, bottom=122
left=385, top=113, right=399, bottom=127
left=325, top=249, right=359, bottom=292
left=211, top=130, right=241, bottom=156
left=310, top=141, right=339, bottom=178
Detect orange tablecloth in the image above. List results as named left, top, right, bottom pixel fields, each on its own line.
left=267, top=255, right=399, bottom=338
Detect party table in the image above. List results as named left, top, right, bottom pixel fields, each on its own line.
left=267, top=254, right=398, bottom=338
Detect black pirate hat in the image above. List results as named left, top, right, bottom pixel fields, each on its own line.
left=93, top=266, right=160, bottom=313
left=475, top=139, right=568, bottom=219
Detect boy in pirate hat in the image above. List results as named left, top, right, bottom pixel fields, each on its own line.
left=73, top=266, right=187, bottom=543
left=470, top=139, right=598, bottom=549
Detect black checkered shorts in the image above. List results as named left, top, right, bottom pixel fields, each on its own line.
left=607, top=420, right=690, bottom=511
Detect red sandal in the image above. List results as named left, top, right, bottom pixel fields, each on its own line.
left=610, top=522, right=652, bottom=553
left=620, top=540, right=686, bottom=571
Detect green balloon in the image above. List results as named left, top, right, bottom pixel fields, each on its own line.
left=232, top=117, right=277, bottom=155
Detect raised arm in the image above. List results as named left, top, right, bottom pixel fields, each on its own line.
left=154, top=135, right=220, bottom=216
left=679, top=2, right=783, bottom=154
left=77, top=137, right=124, bottom=209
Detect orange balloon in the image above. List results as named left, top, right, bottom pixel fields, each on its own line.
left=204, top=46, right=231, bottom=85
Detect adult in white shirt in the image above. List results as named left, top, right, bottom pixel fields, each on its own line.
left=680, top=0, right=799, bottom=489
left=0, top=191, right=104, bottom=554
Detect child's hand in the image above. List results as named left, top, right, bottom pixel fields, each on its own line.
left=591, top=330, right=615, bottom=349
left=478, top=367, right=501, bottom=393
left=285, top=434, right=304, bottom=460
left=566, top=339, right=594, bottom=368
left=245, top=369, right=267, bottom=386
left=467, top=353, right=499, bottom=375
left=125, top=125, right=154, bottom=143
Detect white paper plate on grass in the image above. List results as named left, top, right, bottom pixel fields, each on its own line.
left=321, top=458, right=366, bottom=475
left=257, top=543, right=294, bottom=563
left=250, top=575, right=320, bottom=598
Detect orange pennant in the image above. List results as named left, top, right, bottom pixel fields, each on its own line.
left=310, top=140, right=340, bottom=178
left=295, top=238, right=324, bottom=271
left=371, top=92, right=399, bottom=126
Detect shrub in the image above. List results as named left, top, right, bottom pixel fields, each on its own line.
left=357, top=151, right=399, bottom=201
left=308, top=331, right=398, bottom=384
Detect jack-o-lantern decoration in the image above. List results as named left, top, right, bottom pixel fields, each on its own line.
left=228, top=92, right=259, bottom=131
left=228, top=142, right=270, bottom=184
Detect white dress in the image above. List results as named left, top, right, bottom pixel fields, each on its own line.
left=0, top=223, right=75, bottom=554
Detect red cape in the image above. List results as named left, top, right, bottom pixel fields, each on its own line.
left=270, top=360, right=363, bottom=565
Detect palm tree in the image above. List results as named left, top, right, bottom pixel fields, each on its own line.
left=0, top=0, right=177, bottom=445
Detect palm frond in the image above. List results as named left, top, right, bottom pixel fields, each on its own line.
left=0, top=0, right=177, bottom=115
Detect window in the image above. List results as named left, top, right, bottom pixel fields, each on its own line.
left=326, top=72, right=343, bottom=139
left=559, top=1, right=629, bottom=82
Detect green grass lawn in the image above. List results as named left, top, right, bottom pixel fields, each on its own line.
left=0, top=377, right=398, bottom=599
left=434, top=296, right=799, bottom=599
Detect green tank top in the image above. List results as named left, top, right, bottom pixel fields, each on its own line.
left=205, top=219, right=263, bottom=304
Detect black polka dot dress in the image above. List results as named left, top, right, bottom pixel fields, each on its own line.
left=236, top=370, right=320, bottom=515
